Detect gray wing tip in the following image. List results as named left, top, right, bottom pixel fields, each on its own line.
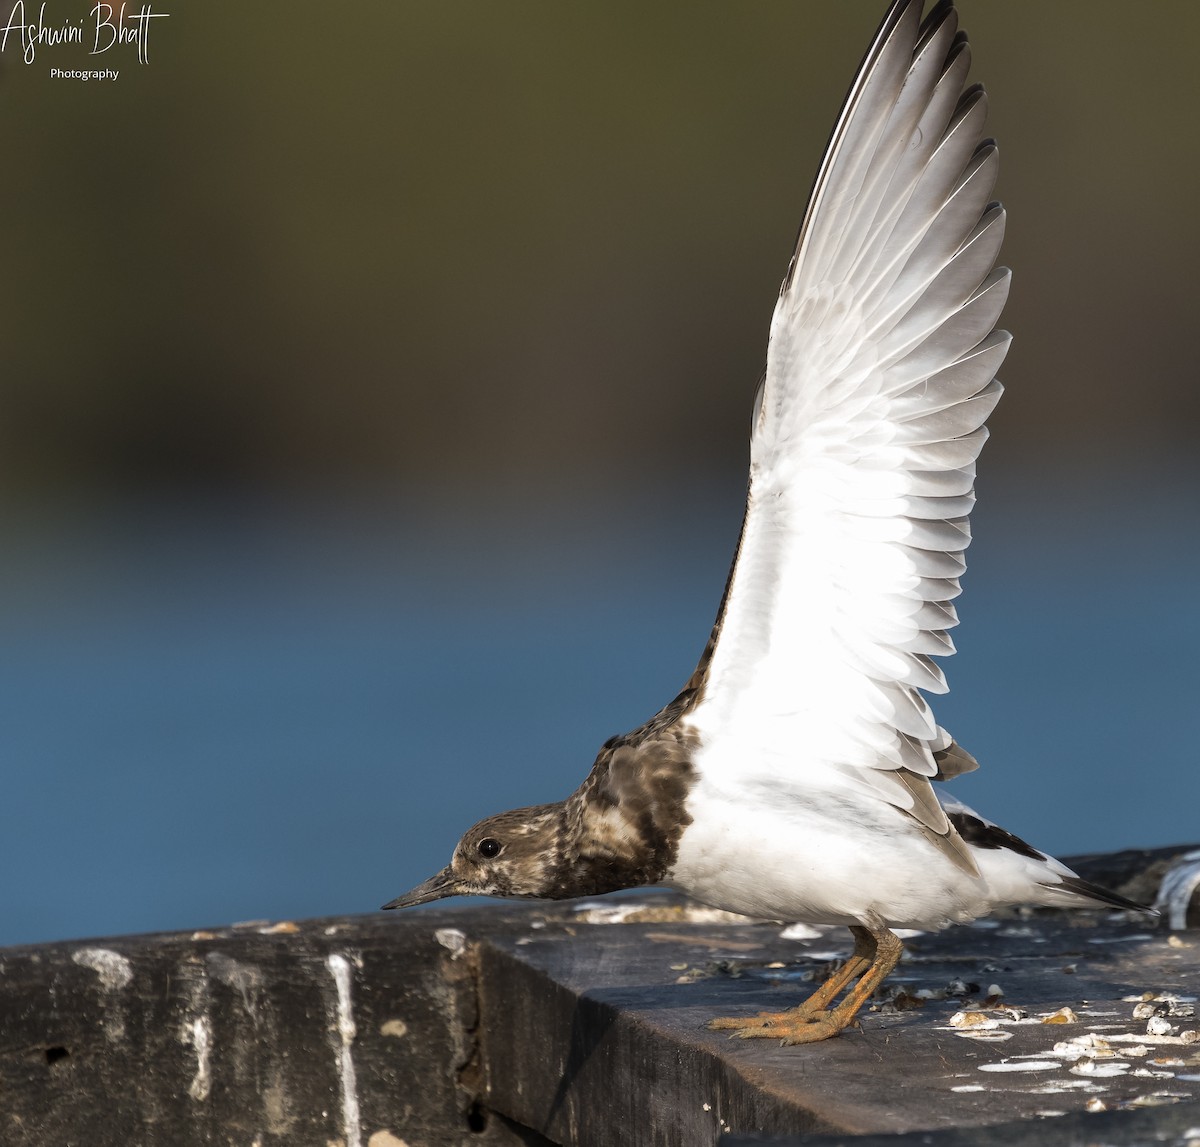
left=917, top=0, right=957, bottom=45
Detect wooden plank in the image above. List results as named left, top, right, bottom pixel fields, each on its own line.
left=0, top=844, right=1196, bottom=1145
left=0, top=910, right=546, bottom=1146
left=475, top=931, right=841, bottom=1146
left=732, top=1099, right=1200, bottom=1147
left=476, top=884, right=1200, bottom=1144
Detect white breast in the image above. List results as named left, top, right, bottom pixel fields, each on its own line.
left=665, top=728, right=992, bottom=930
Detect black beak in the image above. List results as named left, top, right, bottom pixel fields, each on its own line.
left=381, top=866, right=460, bottom=910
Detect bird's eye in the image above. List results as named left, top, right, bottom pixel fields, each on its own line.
left=477, top=838, right=502, bottom=859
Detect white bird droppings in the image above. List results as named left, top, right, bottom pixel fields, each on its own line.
left=949, top=1011, right=997, bottom=1029
left=186, top=1016, right=212, bottom=1101
left=434, top=929, right=467, bottom=958
left=379, top=1019, right=408, bottom=1039
left=978, top=1061, right=1060, bottom=1072
left=72, top=948, right=134, bottom=1040
left=206, top=951, right=264, bottom=1018
left=1051, top=1033, right=1117, bottom=1060
left=1086, top=934, right=1155, bottom=945
left=1069, top=1060, right=1130, bottom=1077
left=72, top=948, right=133, bottom=990
left=327, top=954, right=362, bottom=1147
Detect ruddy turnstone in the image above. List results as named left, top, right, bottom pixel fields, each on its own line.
left=384, top=0, right=1149, bottom=1043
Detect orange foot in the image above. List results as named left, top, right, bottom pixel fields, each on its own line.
left=705, top=924, right=903, bottom=1045
left=708, top=1006, right=847, bottom=1045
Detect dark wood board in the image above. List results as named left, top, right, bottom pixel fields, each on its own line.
left=0, top=843, right=1196, bottom=1146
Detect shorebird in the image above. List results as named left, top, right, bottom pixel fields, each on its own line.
left=384, top=0, right=1147, bottom=1044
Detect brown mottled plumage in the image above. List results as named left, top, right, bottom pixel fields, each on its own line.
left=382, top=711, right=697, bottom=909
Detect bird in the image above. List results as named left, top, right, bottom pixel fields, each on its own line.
left=383, top=0, right=1149, bottom=1044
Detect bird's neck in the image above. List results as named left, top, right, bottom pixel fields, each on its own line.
left=547, top=728, right=696, bottom=899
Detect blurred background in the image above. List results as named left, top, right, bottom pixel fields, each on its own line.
left=1, top=2, right=1197, bottom=947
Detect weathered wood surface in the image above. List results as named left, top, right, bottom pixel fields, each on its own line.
left=733, top=1098, right=1200, bottom=1147
left=0, top=845, right=1197, bottom=1146
left=480, top=899, right=1200, bottom=1145
left=0, top=912, right=548, bottom=1147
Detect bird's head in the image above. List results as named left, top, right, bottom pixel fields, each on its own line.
left=382, top=803, right=565, bottom=909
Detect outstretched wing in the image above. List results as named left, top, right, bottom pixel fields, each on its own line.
left=685, top=0, right=1008, bottom=871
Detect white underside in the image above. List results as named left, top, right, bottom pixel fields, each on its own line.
left=665, top=722, right=1085, bottom=931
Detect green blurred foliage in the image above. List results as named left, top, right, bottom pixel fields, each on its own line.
left=1, top=1, right=1197, bottom=507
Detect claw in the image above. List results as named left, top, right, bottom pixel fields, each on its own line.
left=701, top=926, right=904, bottom=1045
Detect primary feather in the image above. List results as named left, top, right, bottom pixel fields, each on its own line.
left=686, top=0, right=1010, bottom=871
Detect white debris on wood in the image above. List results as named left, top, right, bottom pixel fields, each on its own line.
left=186, top=1016, right=212, bottom=1102
left=949, top=1011, right=998, bottom=1030
left=178, top=955, right=213, bottom=1105
left=207, top=951, right=265, bottom=1019
left=433, top=929, right=467, bottom=958
left=326, top=954, right=362, bottom=1147
left=71, top=948, right=133, bottom=991
left=1051, top=1034, right=1118, bottom=1060
left=1109, top=1030, right=1200, bottom=1047
left=1070, top=1060, right=1130, bottom=1077
left=1131, top=995, right=1196, bottom=1020
left=72, top=948, right=133, bottom=1041
left=978, top=1061, right=1059, bottom=1072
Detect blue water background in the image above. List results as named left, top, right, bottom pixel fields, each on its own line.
left=2, top=474, right=1196, bottom=948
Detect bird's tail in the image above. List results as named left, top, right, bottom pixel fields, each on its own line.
left=1050, top=873, right=1155, bottom=915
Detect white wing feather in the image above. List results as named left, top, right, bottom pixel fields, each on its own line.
left=687, top=0, right=1008, bottom=851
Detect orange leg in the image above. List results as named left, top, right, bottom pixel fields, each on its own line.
left=706, top=925, right=904, bottom=1045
